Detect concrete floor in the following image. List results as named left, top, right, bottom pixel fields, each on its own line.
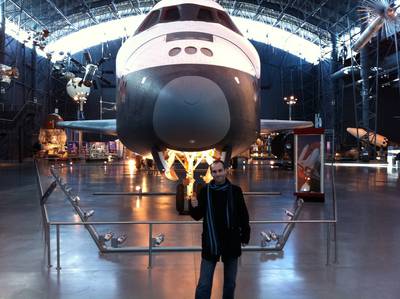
left=0, top=160, right=400, bottom=299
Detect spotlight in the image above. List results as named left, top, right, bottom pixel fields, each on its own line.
left=104, top=232, right=114, bottom=241
left=110, top=234, right=128, bottom=247
left=69, top=161, right=73, bottom=166
left=83, top=209, right=94, bottom=219
left=65, top=186, right=72, bottom=193
left=103, top=161, right=107, bottom=165
left=72, top=196, right=80, bottom=203
left=99, top=232, right=114, bottom=245
left=260, top=231, right=271, bottom=242
left=152, top=233, right=165, bottom=247
left=117, top=234, right=127, bottom=244
left=135, top=185, right=141, bottom=192
left=269, top=231, right=279, bottom=241
left=260, top=231, right=271, bottom=247
left=284, top=209, right=294, bottom=219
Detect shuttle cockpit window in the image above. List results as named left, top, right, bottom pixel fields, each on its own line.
left=135, top=10, right=160, bottom=34
left=216, top=11, right=241, bottom=35
left=195, top=6, right=242, bottom=35
left=197, top=8, right=214, bottom=22
left=162, top=6, right=180, bottom=22
left=135, top=5, right=241, bottom=36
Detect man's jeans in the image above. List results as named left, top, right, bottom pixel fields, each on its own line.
left=195, top=257, right=238, bottom=299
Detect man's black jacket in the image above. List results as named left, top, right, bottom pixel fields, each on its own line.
left=189, top=181, right=250, bottom=262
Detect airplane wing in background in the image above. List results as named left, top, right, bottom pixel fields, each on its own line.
left=57, top=119, right=117, bottom=136
left=260, top=119, right=314, bottom=134
left=56, top=119, right=312, bottom=140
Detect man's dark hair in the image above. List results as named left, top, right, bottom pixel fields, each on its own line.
left=211, top=160, right=226, bottom=169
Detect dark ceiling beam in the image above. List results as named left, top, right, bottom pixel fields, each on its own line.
left=292, top=0, right=330, bottom=36
left=127, top=0, right=143, bottom=15
left=108, top=1, right=121, bottom=19
left=231, top=0, right=240, bottom=15
left=330, top=6, right=359, bottom=36
left=224, top=0, right=330, bottom=44
left=277, top=0, right=331, bottom=68
left=8, top=0, right=358, bottom=45
left=81, top=0, right=99, bottom=24
left=252, top=0, right=265, bottom=19
left=8, top=0, right=46, bottom=28
left=128, top=0, right=140, bottom=14
left=273, top=0, right=297, bottom=27
left=1, top=1, right=5, bottom=64
left=309, top=2, right=358, bottom=44
left=44, top=0, right=78, bottom=30
left=306, top=0, right=358, bottom=35
left=240, top=0, right=332, bottom=30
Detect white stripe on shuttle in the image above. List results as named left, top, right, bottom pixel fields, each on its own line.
left=116, top=21, right=260, bottom=78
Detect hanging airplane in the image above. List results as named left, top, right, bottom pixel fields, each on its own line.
left=57, top=0, right=313, bottom=208
left=352, top=0, right=399, bottom=53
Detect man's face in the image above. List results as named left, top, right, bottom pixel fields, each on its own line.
left=211, top=162, right=227, bottom=184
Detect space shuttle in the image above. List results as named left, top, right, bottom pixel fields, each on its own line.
left=346, top=127, right=389, bottom=148
left=57, top=0, right=312, bottom=199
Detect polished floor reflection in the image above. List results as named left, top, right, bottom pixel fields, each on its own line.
left=0, top=160, right=400, bottom=299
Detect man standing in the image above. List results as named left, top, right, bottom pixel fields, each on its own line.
left=190, top=160, right=251, bottom=299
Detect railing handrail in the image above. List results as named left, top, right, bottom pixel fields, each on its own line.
left=48, top=219, right=337, bottom=225
left=40, top=162, right=338, bottom=270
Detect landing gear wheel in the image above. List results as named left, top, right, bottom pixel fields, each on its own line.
left=176, top=183, right=185, bottom=214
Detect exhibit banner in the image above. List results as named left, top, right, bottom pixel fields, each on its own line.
left=294, top=128, right=325, bottom=201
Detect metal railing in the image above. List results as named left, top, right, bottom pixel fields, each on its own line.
left=35, top=161, right=337, bottom=271
left=92, top=191, right=282, bottom=196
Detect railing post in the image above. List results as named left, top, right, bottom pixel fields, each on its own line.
left=56, top=224, right=61, bottom=270
left=47, top=223, right=52, bottom=268
left=333, top=222, right=338, bottom=264
left=326, top=223, right=331, bottom=266
left=148, top=223, right=153, bottom=269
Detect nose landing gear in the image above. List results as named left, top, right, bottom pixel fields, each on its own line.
left=152, top=149, right=222, bottom=215
left=152, top=148, right=221, bottom=214
left=172, top=150, right=214, bottom=214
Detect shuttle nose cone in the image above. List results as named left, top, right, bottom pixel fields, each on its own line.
left=153, top=76, right=230, bottom=149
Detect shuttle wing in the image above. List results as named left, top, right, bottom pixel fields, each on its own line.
left=56, top=119, right=312, bottom=138
left=57, top=119, right=117, bottom=136
left=260, top=119, right=313, bottom=134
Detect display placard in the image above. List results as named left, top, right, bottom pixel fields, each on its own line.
left=294, top=128, right=325, bottom=201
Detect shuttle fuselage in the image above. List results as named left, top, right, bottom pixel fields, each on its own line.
left=115, top=0, right=261, bottom=157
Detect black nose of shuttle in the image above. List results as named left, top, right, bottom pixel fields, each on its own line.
left=153, top=76, right=230, bottom=149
